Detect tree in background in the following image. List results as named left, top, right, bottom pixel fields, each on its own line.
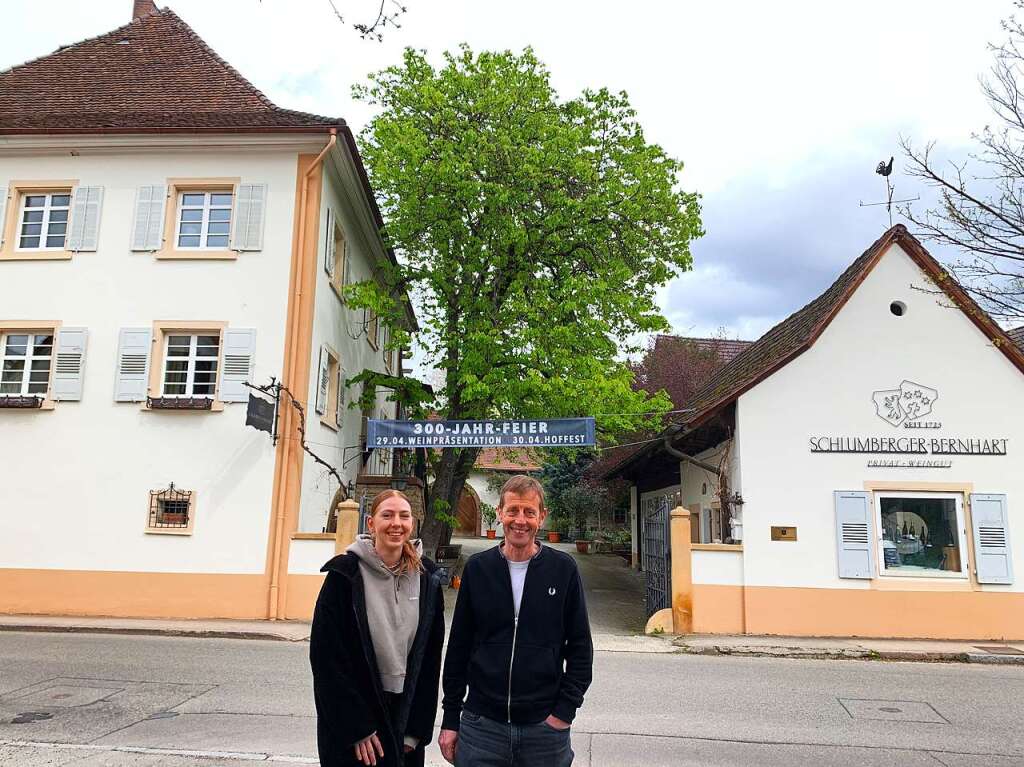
left=588, top=333, right=744, bottom=479
left=632, top=334, right=740, bottom=413
left=541, top=449, right=629, bottom=537
left=325, top=0, right=407, bottom=41
left=902, top=4, right=1024, bottom=323
left=353, top=46, right=702, bottom=553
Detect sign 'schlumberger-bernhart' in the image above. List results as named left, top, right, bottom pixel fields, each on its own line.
left=808, top=380, right=1008, bottom=467
left=809, top=436, right=1008, bottom=455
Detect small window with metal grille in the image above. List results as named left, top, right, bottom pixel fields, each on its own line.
left=146, top=484, right=195, bottom=535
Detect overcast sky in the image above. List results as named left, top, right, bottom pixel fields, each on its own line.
left=1, top=0, right=1011, bottom=343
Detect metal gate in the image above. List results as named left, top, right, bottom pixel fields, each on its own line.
left=642, top=497, right=671, bottom=617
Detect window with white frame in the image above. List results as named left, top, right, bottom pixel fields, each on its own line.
left=0, top=332, right=53, bottom=397
left=162, top=334, right=220, bottom=397
left=331, top=220, right=348, bottom=294
left=18, top=193, right=70, bottom=251
left=382, top=326, right=393, bottom=372
left=876, top=491, right=967, bottom=578
left=367, top=310, right=379, bottom=349
left=176, top=191, right=233, bottom=249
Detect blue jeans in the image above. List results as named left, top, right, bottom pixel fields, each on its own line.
left=455, top=710, right=573, bottom=767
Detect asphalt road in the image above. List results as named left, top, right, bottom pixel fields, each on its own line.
left=2, top=631, right=1023, bottom=766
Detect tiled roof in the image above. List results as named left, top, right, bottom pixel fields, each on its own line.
left=678, top=228, right=899, bottom=428
left=652, top=335, right=751, bottom=363
left=1009, top=325, right=1024, bottom=350
left=607, top=225, right=1024, bottom=476
left=0, top=8, right=342, bottom=133
left=474, top=448, right=542, bottom=472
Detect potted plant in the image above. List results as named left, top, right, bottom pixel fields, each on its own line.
left=547, top=516, right=567, bottom=543
left=480, top=502, right=498, bottom=539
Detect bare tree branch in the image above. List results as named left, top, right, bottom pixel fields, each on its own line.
left=897, top=4, right=1024, bottom=323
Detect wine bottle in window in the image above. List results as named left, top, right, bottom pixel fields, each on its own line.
left=902, top=520, right=908, bottom=538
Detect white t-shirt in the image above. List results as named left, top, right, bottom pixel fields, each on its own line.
left=508, top=559, right=530, bottom=618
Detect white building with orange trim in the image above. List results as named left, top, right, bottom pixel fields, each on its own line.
left=0, top=3, right=413, bottom=620
left=610, top=225, right=1024, bottom=640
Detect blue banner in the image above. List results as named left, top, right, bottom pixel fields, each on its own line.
left=367, top=418, right=596, bottom=448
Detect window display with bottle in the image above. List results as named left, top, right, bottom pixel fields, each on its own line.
left=876, top=492, right=967, bottom=577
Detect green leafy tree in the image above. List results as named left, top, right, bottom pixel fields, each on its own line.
left=353, top=46, right=702, bottom=552
left=541, top=449, right=598, bottom=514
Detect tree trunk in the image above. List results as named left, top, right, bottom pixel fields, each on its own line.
left=420, top=446, right=480, bottom=557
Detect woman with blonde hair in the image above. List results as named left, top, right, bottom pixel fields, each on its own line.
left=311, top=490, right=445, bottom=767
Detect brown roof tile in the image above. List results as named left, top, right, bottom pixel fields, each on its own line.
left=1010, top=325, right=1024, bottom=350
left=474, top=448, right=542, bottom=472
left=0, top=8, right=341, bottom=133
left=652, top=335, right=751, bottom=363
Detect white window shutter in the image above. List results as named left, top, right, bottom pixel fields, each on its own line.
left=52, top=327, right=88, bottom=401
left=0, top=186, right=8, bottom=247
left=834, top=491, right=874, bottom=579
left=114, top=328, right=152, bottom=402
left=315, top=348, right=329, bottom=415
left=231, top=183, right=266, bottom=251
left=335, top=366, right=345, bottom=427
left=219, top=328, right=256, bottom=403
left=130, top=185, right=166, bottom=251
left=970, top=494, right=1013, bottom=584
left=324, top=208, right=335, bottom=277
left=341, top=240, right=351, bottom=287
left=68, top=186, right=104, bottom=251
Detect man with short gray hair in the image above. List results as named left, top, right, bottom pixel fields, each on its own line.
left=439, top=475, right=593, bottom=766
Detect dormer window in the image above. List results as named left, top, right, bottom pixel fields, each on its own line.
left=176, top=191, right=233, bottom=250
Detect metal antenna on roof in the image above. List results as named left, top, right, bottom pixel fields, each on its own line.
left=859, top=155, right=918, bottom=227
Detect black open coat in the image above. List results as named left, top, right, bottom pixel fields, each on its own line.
left=310, top=552, right=445, bottom=767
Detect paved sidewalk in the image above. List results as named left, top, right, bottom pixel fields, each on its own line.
left=7, top=540, right=1022, bottom=665
left=676, top=633, right=1024, bottom=664
left=0, top=614, right=313, bottom=642
left=0, top=614, right=675, bottom=653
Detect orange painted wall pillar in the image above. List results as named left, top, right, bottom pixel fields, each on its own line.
left=670, top=506, right=694, bottom=634
left=335, top=499, right=360, bottom=555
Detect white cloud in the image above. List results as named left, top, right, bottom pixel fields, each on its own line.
left=2, top=0, right=1011, bottom=361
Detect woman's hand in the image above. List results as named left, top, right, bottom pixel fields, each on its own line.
left=353, top=732, right=384, bottom=766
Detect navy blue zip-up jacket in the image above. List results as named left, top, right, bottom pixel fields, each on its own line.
left=441, top=544, right=593, bottom=731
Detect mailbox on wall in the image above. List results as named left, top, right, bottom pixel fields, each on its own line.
left=771, top=526, right=798, bottom=541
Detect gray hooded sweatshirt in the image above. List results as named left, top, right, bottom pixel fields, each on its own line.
left=347, top=534, right=422, bottom=694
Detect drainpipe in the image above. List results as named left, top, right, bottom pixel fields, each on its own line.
left=267, top=128, right=337, bottom=620
left=662, top=435, right=721, bottom=475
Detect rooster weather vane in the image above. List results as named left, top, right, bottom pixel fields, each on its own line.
left=859, top=155, right=918, bottom=227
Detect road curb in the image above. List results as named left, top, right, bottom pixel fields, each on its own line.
left=0, top=623, right=305, bottom=643
left=675, top=643, right=1024, bottom=665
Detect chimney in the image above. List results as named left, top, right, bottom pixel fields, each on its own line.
left=133, top=0, right=157, bottom=19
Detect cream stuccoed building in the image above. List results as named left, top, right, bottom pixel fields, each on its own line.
left=609, top=225, right=1024, bottom=640
left=0, top=2, right=414, bottom=620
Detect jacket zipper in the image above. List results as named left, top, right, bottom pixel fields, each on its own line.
left=507, top=613, right=518, bottom=723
